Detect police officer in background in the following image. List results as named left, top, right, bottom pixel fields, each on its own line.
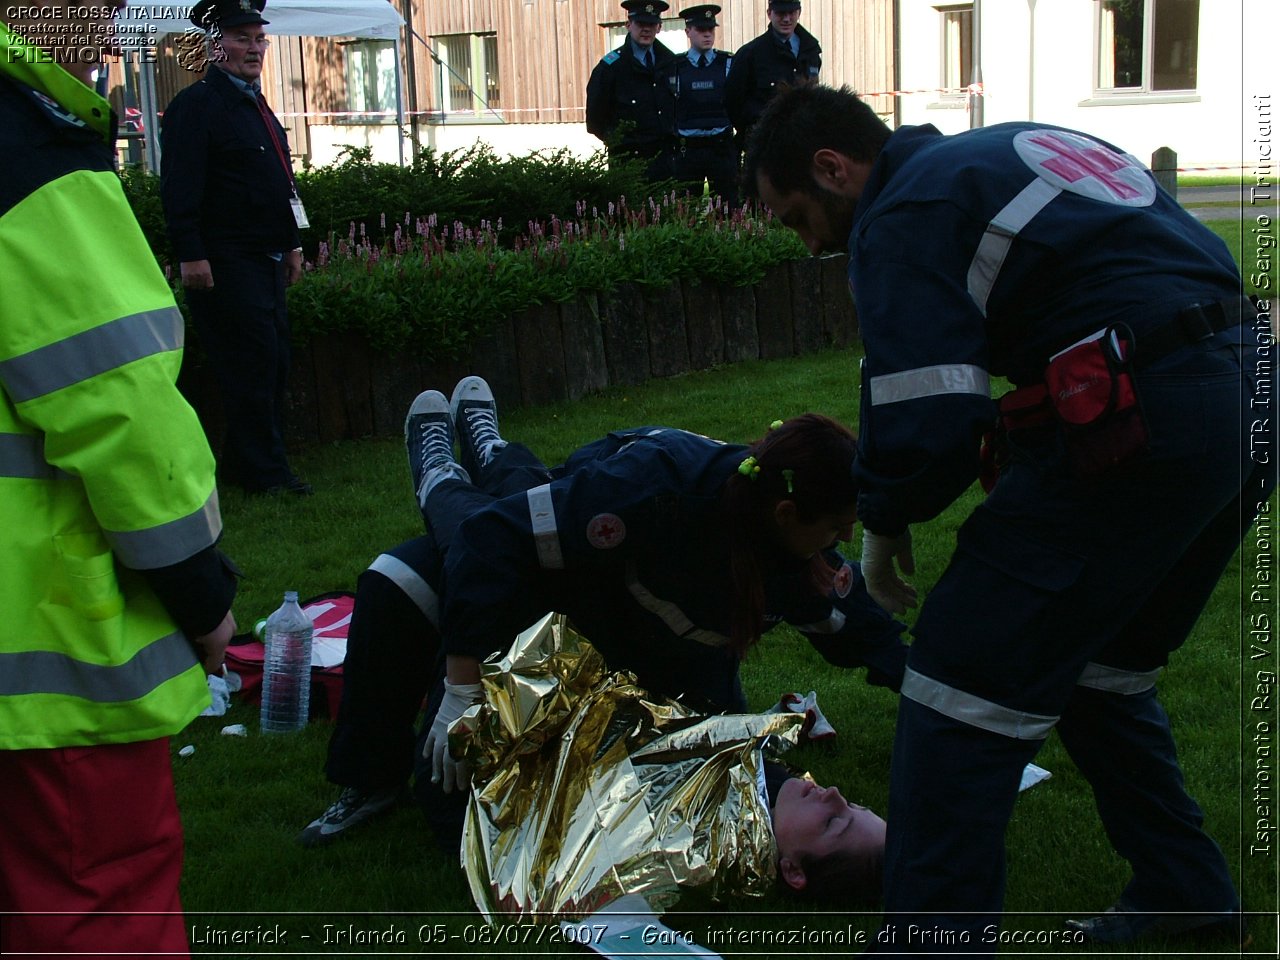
left=725, top=0, right=821, bottom=149
left=665, top=5, right=739, bottom=208
left=586, top=0, right=677, bottom=185
left=161, top=0, right=312, bottom=496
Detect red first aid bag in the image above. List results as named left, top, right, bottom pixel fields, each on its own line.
left=1045, top=326, right=1148, bottom=479
left=224, top=591, right=354, bottom=720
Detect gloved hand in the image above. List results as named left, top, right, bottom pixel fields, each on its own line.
left=423, top=679, right=484, bottom=794
left=860, top=528, right=918, bottom=615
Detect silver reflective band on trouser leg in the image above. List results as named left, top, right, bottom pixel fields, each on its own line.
left=869, top=364, right=990, bottom=406
left=966, top=178, right=1061, bottom=317
left=527, top=484, right=564, bottom=570
left=1076, top=661, right=1162, bottom=695
left=625, top=563, right=731, bottom=647
left=105, top=491, right=223, bottom=570
left=0, top=307, right=184, bottom=402
left=0, top=632, right=197, bottom=701
left=0, top=432, right=72, bottom=480
left=369, top=552, right=441, bottom=627
left=901, top=666, right=1058, bottom=739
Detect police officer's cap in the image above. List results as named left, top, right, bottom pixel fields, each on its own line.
left=680, top=4, right=720, bottom=27
left=768, top=0, right=802, bottom=11
left=622, top=0, right=669, bottom=25
left=190, top=0, right=269, bottom=31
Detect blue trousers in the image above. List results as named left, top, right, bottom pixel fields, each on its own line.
left=881, top=326, right=1274, bottom=952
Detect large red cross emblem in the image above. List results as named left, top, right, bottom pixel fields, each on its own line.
left=1013, top=129, right=1156, bottom=207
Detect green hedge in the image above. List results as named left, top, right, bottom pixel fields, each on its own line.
left=121, top=145, right=809, bottom=356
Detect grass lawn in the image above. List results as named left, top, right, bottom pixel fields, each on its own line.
left=174, top=215, right=1276, bottom=958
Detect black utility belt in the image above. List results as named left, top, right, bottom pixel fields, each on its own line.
left=1125, top=295, right=1256, bottom=369
left=679, top=134, right=733, bottom=148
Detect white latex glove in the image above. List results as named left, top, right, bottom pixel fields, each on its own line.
left=860, top=528, right=919, bottom=615
left=423, top=679, right=483, bottom=794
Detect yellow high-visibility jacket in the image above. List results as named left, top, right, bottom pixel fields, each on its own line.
left=0, top=24, right=226, bottom=748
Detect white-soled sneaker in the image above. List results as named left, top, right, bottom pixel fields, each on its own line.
left=404, top=389, right=469, bottom=509
left=450, top=376, right=507, bottom=476
left=296, top=785, right=403, bottom=847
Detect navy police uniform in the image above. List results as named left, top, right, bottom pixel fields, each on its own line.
left=665, top=5, right=738, bottom=206
left=724, top=18, right=820, bottom=148
left=585, top=2, right=677, bottom=183
left=849, top=121, right=1272, bottom=948
left=160, top=0, right=304, bottom=493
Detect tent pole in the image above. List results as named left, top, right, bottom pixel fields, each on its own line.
left=139, top=59, right=162, bottom=173
left=394, top=36, right=407, bottom=167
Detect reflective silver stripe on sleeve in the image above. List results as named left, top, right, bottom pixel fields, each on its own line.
left=0, top=630, right=197, bottom=701
left=1076, top=661, right=1161, bottom=695
left=0, top=432, right=72, bottom=480
left=104, top=490, right=222, bottom=570
left=901, top=665, right=1058, bottom=740
left=368, top=552, right=441, bottom=627
left=0, top=306, right=184, bottom=403
left=795, top=609, right=847, bottom=635
left=527, top=484, right=564, bottom=570
left=869, top=364, right=990, bottom=406
left=625, top=563, right=731, bottom=647
left=966, top=178, right=1061, bottom=316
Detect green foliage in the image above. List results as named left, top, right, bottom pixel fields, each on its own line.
left=118, top=162, right=173, bottom=268
left=285, top=195, right=808, bottom=355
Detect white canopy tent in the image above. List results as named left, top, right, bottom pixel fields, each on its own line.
left=119, top=0, right=407, bottom=170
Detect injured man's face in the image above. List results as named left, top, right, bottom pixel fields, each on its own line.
left=771, top=776, right=887, bottom=901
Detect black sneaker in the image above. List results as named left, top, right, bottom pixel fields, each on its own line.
left=404, top=390, right=469, bottom=509
left=1065, top=900, right=1247, bottom=946
left=296, top=786, right=402, bottom=847
left=450, top=376, right=506, bottom=476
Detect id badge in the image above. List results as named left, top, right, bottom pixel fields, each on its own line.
left=291, top=196, right=310, bottom=229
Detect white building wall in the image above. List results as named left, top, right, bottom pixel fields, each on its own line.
left=306, top=121, right=603, bottom=168
left=897, top=0, right=1265, bottom=172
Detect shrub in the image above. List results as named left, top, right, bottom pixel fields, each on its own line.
left=286, top=192, right=808, bottom=355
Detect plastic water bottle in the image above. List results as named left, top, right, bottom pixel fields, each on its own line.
left=260, top=591, right=313, bottom=733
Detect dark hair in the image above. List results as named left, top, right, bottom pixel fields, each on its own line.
left=743, top=83, right=892, bottom=200
left=790, top=844, right=884, bottom=907
left=721, top=413, right=859, bottom=654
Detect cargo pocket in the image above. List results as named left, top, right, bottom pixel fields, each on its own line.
left=913, top=510, right=1087, bottom=703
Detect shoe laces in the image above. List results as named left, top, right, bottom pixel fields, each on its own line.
left=463, top=406, right=503, bottom=460
left=415, top=418, right=453, bottom=468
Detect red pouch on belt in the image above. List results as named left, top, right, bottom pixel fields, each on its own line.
left=1045, top=326, right=1148, bottom=479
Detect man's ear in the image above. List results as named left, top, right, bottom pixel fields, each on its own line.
left=811, top=148, right=848, bottom=191
left=779, top=855, right=808, bottom=892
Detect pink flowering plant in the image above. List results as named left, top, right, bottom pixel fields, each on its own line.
left=286, top=192, right=808, bottom=357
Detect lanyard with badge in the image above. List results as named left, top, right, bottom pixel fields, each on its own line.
left=253, top=93, right=310, bottom=229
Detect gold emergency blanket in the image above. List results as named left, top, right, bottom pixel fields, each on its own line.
left=455, top=613, right=805, bottom=922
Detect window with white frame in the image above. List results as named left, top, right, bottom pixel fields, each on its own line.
left=604, top=19, right=688, bottom=56
left=435, top=32, right=501, bottom=116
left=343, top=39, right=397, bottom=122
left=1096, top=0, right=1198, bottom=93
left=937, top=4, right=973, bottom=96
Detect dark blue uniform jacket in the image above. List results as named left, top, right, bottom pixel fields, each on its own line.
left=440, top=428, right=906, bottom=705
left=848, top=122, right=1242, bottom=537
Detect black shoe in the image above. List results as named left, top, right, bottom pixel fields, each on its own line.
left=296, top=786, right=402, bottom=847
left=450, top=376, right=506, bottom=477
left=404, top=390, right=469, bottom=510
left=246, top=477, right=313, bottom=496
left=1065, top=900, right=1247, bottom=945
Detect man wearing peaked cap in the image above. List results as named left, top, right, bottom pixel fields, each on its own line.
left=724, top=0, right=822, bottom=148
left=161, top=0, right=314, bottom=496
left=663, top=3, right=740, bottom=206
left=585, top=0, right=678, bottom=185
left=191, top=0, right=269, bottom=30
